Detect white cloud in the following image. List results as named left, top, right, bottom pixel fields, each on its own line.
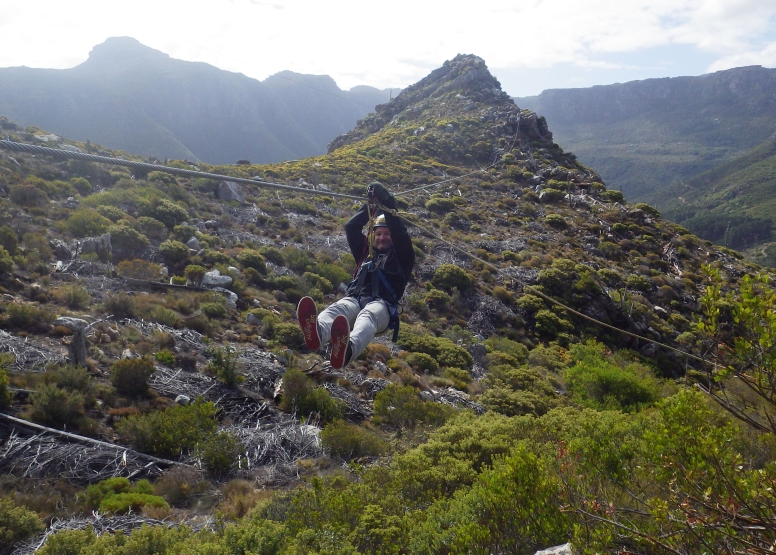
left=0, top=0, right=773, bottom=92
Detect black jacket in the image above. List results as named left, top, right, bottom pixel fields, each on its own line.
left=344, top=204, right=415, bottom=303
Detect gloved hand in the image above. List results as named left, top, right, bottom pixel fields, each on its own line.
left=367, top=181, right=396, bottom=209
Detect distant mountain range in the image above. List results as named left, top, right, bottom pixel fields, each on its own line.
left=514, top=66, right=776, bottom=209
left=0, top=37, right=394, bottom=164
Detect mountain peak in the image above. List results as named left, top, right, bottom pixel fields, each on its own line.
left=80, top=37, right=170, bottom=70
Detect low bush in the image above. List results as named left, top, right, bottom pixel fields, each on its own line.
left=201, top=302, right=227, bottom=319
left=271, top=323, right=305, bottom=347
left=373, top=384, right=454, bottom=428
left=110, top=357, right=155, bottom=398
left=206, top=345, right=242, bottom=387
left=116, top=400, right=218, bottom=457
left=116, top=259, right=161, bottom=281
left=397, top=330, right=473, bottom=368
left=55, top=284, right=91, bottom=309
left=196, top=431, right=242, bottom=479
left=0, top=497, right=43, bottom=547
left=103, top=292, right=135, bottom=319
left=154, top=350, right=176, bottom=366
left=279, top=368, right=343, bottom=423
left=61, top=208, right=111, bottom=238
left=9, top=184, right=48, bottom=207
left=432, top=264, right=473, bottom=292
left=30, top=384, right=84, bottom=427
left=6, top=302, right=52, bottom=331
left=154, top=466, right=208, bottom=507
left=236, top=249, right=267, bottom=274
left=320, top=420, right=388, bottom=460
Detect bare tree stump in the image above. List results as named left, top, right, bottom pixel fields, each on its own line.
left=54, top=317, right=92, bottom=367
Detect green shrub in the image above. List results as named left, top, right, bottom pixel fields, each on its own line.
left=116, top=400, right=218, bottom=457
left=425, top=289, right=451, bottom=310
left=159, top=240, right=190, bottom=270
left=153, top=466, right=207, bottom=507
left=9, top=184, right=48, bottom=207
left=255, top=245, right=283, bottom=265
left=320, top=420, right=388, bottom=460
left=83, top=476, right=131, bottom=510
left=272, top=323, right=305, bottom=347
left=135, top=216, right=167, bottom=242
left=534, top=309, right=573, bottom=337
left=30, top=384, right=84, bottom=426
left=279, top=368, right=342, bottom=422
left=442, top=367, right=473, bottom=390
left=565, top=345, right=660, bottom=412
left=96, top=205, right=125, bottom=222
left=61, top=208, right=112, bottom=238
left=201, top=302, right=227, bottom=319
left=154, top=350, right=176, bottom=366
left=184, top=264, right=206, bottom=286
left=405, top=352, right=439, bottom=374
left=100, top=492, right=169, bottom=515
left=313, top=263, right=351, bottom=290
left=373, top=384, right=454, bottom=428
left=5, top=302, right=51, bottom=331
left=206, top=345, right=242, bottom=387
left=196, top=431, right=242, bottom=478
left=484, top=336, right=529, bottom=364
left=0, top=226, right=18, bottom=255
left=481, top=365, right=558, bottom=416
left=540, top=188, right=566, bottom=203
left=108, top=223, right=149, bottom=259
left=147, top=199, right=189, bottom=228
left=626, top=274, right=651, bottom=292
left=70, top=177, right=92, bottom=196
left=544, top=213, right=568, bottom=228
left=0, top=364, right=11, bottom=410
left=237, top=249, right=267, bottom=274
left=0, top=497, right=43, bottom=546
left=110, top=357, right=154, bottom=398
left=397, top=330, right=473, bottom=369
left=57, top=284, right=90, bottom=309
left=432, top=264, right=473, bottom=292
left=116, top=259, right=162, bottom=280
left=0, top=246, right=11, bottom=273
left=601, top=190, right=625, bottom=203
left=425, top=196, right=457, bottom=214
left=52, top=364, right=91, bottom=393
left=103, top=292, right=136, bottom=318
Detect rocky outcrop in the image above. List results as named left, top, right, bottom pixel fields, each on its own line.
left=216, top=181, right=245, bottom=203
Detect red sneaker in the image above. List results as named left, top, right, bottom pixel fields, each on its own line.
left=297, top=296, right=320, bottom=350
left=329, top=315, right=351, bottom=369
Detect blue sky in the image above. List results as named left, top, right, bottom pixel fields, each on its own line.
left=1, top=0, right=774, bottom=97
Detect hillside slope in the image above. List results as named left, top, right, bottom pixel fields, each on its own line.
left=0, top=37, right=392, bottom=164
left=515, top=66, right=776, bottom=206
left=0, top=54, right=768, bottom=555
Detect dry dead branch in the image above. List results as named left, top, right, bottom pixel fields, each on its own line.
left=0, top=330, right=66, bottom=372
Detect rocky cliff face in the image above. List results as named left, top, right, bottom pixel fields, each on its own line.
left=514, top=65, right=776, bottom=205
left=0, top=37, right=393, bottom=164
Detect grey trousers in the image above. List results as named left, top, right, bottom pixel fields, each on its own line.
left=317, top=296, right=390, bottom=364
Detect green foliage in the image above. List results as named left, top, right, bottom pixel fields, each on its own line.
left=601, top=189, right=625, bottom=202
left=565, top=342, right=661, bottom=412
left=154, top=350, right=176, bottom=366
left=432, top=264, right=473, bottom=292
left=83, top=477, right=131, bottom=510
left=108, top=222, right=149, bottom=258
left=540, top=188, right=566, bottom=203
left=206, top=345, right=242, bottom=387
left=425, top=196, right=457, bottom=213
left=411, top=444, right=570, bottom=555
left=95, top=204, right=126, bottom=222
left=110, top=357, right=155, bottom=398
left=533, top=309, right=573, bottom=337
left=70, top=176, right=92, bottom=195
left=397, top=330, right=473, bottom=368
left=0, top=226, right=18, bottom=255
left=237, top=249, right=267, bottom=274
left=405, top=352, right=440, bottom=374
left=148, top=199, right=189, bottom=228
left=515, top=293, right=546, bottom=314
left=61, top=208, right=111, bottom=238
left=258, top=245, right=285, bottom=265
left=373, top=384, right=454, bottom=428
left=271, top=323, right=305, bottom=347
left=313, top=263, right=350, bottom=290
left=320, top=420, right=388, bottom=460
left=0, top=361, right=11, bottom=410
left=116, top=400, right=218, bottom=457
left=30, top=383, right=84, bottom=426
left=57, top=284, right=90, bottom=309
left=100, top=492, right=169, bottom=515
left=201, top=302, right=227, bottom=319
left=0, top=497, right=43, bottom=547
left=484, top=336, right=528, bottom=363
left=116, top=259, right=162, bottom=280
left=625, top=273, right=651, bottom=291
left=103, top=292, right=136, bottom=319
left=159, top=239, right=190, bottom=270
left=279, top=368, right=343, bottom=423
left=544, top=213, right=568, bottom=228
left=9, top=183, right=48, bottom=207
left=196, top=431, right=242, bottom=478
left=482, top=365, right=559, bottom=416
left=0, top=245, right=13, bottom=273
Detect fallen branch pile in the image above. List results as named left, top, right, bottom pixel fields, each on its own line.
left=224, top=416, right=322, bottom=469
left=322, top=382, right=373, bottom=421
left=0, top=330, right=65, bottom=372
left=0, top=428, right=171, bottom=484
left=122, top=319, right=205, bottom=348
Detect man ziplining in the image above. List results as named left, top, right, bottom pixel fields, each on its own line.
left=297, top=182, right=415, bottom=369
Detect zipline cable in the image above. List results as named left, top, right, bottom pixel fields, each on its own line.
left=0, top=140, right=364, bottom=201
left=0, top=140, right=705, bottom=364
